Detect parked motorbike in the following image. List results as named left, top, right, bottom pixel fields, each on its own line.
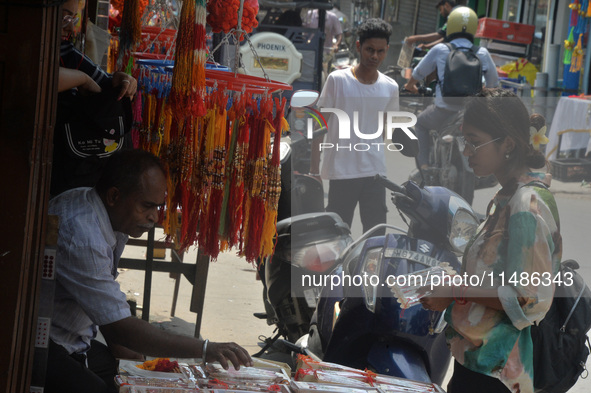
left=387, top=47, right=496, bottom=205
left=416, top=104, right=476, bottom=205
left=296, top=131, right=480, bottom=385
left=328, top=43, right=357, bottom=73
left=255, top=91, right=353, bottom=356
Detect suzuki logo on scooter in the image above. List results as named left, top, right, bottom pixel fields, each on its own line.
left=419, top=244, right=431, bottom=253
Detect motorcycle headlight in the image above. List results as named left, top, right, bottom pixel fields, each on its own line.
left=361, top=247, right=383, bottom=313
left=279, top=141, right=291, bottom=162
left=449, top=208, right=479, bottom=254
left=291, top=236, right=351, bottom=273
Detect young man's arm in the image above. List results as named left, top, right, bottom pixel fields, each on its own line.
left=310, top=73, right=337, bottom=177
left=404, top=46, right=440, bottom=93
left=420, top=37, right=444, bottom=50
left=405, top=31, right=444, bottom=45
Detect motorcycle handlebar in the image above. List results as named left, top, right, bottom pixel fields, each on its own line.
left=401, top=86, right=433, bottom=96
left=374, top=174, right=406, bottom=194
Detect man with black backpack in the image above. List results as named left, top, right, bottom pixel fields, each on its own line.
left=404, top=6, right=498, bottom=172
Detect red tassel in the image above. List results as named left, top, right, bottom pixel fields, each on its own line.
left=244, top=198, right=266, bottom=262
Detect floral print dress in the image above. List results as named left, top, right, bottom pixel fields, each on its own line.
left=445, top=172, right=562, bottom=393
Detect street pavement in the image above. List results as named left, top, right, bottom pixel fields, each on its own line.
left=116, top=156, right=591, bottom=392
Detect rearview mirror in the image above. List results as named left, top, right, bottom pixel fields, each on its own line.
left=290, top=90, right=320, bottom=107
left=392, top=128, right=419, bottom=158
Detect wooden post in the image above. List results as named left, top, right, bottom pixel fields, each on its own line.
left=141, top=227, right=156, bottom=321
left=0, top=1, right=60, bottom=391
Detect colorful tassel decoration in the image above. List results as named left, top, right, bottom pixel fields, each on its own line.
left=564, top=27, right=575, bottom=65
left=243, top=96, right=274, bottom=262
left=259, top=97, right=288, bottom=259
left=571, top=34, right=584, bottom=72
left=225, top=99, right=250, bottom=250
left=197, top=91, right=229, bottom=260
left=134, top=48, right=290, bottom=260
left=570, top=0, right=581, bottom=26
left=170, top=0, right=207, bottom=121
left=118, top=0, right=142, bottom=68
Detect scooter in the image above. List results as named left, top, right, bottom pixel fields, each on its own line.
left=254, top=91, right=353, bottom=355
left=297, top=131, right=480, bottom=385
left=415, top=106, right=476, bottom=205
left=328, top=43, right=357, bottom=73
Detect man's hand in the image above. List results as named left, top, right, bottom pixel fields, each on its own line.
left=79, top=75, right=102, bottom=96
left=100, top=317, right=254, bottom=369
left=207, top=342, right=253, bottom=370
left=112, top=71, right=137, bottom=100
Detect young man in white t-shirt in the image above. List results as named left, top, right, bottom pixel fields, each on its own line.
left=310, top=18, right=399, bottom=233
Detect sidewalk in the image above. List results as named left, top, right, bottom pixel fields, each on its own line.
left=117, top=244, right=275, bottom=354
left=550, top=178, right=591, bottom=199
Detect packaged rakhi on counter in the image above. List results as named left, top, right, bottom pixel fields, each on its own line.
left=290, top=381, right=379, bottom=393
left=293, top=355, right=444, bottom=393
left=203, top=362, right=290, bottom=384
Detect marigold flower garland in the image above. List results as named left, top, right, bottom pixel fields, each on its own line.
left=207, top=0, right=259, bottom=40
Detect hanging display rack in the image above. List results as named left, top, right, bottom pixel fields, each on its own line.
left=121, top=0, right=292, bottom=262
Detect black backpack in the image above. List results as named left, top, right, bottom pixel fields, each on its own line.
left=440, top=43, right=482, bottom=103
left=532, top=259, right=591, bottom=393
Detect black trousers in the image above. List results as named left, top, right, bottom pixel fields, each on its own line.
left=45, top=339, right=118, bottom=393
left=326, top=176, right=387, bottom=234
left=447, top=361, right=511, bottom=393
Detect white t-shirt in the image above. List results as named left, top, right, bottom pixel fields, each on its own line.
left=318, top=68, right=399, bottom=180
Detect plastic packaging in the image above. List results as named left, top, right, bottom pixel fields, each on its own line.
left=389, top=263, right=457, bottom=309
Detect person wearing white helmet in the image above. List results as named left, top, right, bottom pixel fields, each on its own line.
left=404, top=6, right=499, bottom=172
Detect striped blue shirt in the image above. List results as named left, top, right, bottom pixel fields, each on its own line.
left=48, top=188, right=131, bottom=354
left=60, top=40, right=112, bottom=90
